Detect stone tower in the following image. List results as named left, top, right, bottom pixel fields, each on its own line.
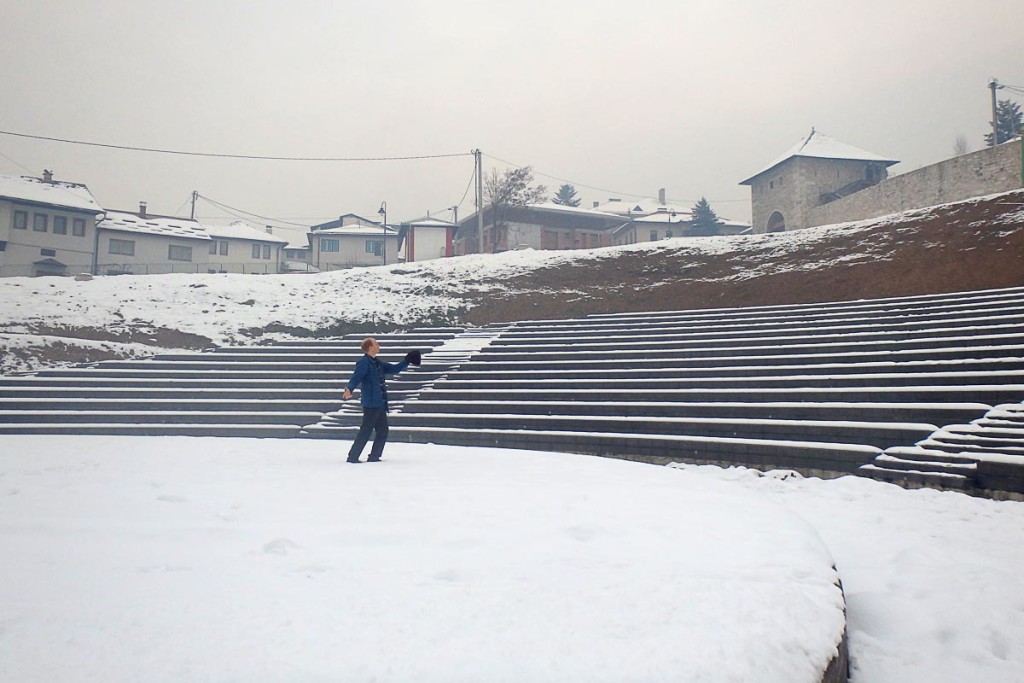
left=740, top=129, right=898, bottom=233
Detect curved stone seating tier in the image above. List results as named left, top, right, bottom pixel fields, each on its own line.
left=4, top=285, right=1024, bottom=497
left=300, top=286, right=1024, bottom=496
left=0, top=332, right=457, bottom=438
left=400, top=399, right=990, bottom=424
left=492, top=311, right=1024, bottom=344
left=468, top=332, right=1024, bottom=362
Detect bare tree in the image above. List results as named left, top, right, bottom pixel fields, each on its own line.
left=484, top=167, right=546, bottom=252
left=953, top=134, right=971, bottom=156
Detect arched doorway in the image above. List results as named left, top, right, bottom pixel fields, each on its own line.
left=766, top=212, right=786, bottom=232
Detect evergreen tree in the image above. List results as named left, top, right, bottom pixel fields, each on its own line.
left=552, top=183, right=581, bottom=207
left=984, top=99, right=1023, bottom=146
left=689, top=197, right=721, bottom=236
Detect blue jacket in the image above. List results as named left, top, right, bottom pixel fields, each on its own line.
left=346, top=354, right=410, bottom=409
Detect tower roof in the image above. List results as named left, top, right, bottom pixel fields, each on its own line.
left=740, top=129, right=899, bottom=185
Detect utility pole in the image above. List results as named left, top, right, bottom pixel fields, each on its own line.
left=474, top=149, right=484, bottom=254
left=989, top=78, right=1002, bottom=147
left=190, top=190, right=198, bottom=220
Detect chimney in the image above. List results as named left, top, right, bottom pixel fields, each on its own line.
left=139, top=201, right=147, bottom=218
left=593, top=201, right=599, bottom=208
left=265, top=225, right=273, bottom=234
left=42, top=169, right=53, bottom=183
left=658, top=188, right=666, bottom=205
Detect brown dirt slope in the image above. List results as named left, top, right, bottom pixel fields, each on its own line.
left=463, top=190, right=1024, bottom=325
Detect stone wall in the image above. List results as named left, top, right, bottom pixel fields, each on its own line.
left=807, top=138, right=1022, bottom=228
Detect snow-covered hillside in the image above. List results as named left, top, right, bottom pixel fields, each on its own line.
left=1, top=190, right=1023, bottom=375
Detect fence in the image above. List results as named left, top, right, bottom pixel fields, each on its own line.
left=0, top=261, right=289, bottom=278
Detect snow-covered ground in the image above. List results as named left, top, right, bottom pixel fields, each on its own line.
left=1, top=436, right=1022, bottom=683
left=2, top=192, right=1023, bottom=680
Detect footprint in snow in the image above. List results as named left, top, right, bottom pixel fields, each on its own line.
left=263, top=538, right=300, bottom=555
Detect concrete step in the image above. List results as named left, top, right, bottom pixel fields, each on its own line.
left=0, top=410, right=323, bottom=425
left=857, top=463, right=975, bottom=490
left=399, top=399, right=991, bottom=425
left=0, top=423, right=303, bottom=437
left=302, top=424, right=882, bottom=474
left=431, top=370, right=1024, bottom=391
left=315, top=412, right=936, bottom=449
left=493, top=312, right=1024, bottom=345
left=471, top=331, right=1024, bottom=362
left=870, top=454, right=978, bottom=476
left=445, top=358, right=1024, bottom=381
left=0, top=398, right=343, bottom=412
left=452, top=344, right=1024, bottom=370
left=485, top=321, right=1024, bottom=353
left=413, top=385, right=1024, bottom=405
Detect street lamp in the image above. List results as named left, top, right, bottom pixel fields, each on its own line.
left=377, top=201, right=387, bottom=265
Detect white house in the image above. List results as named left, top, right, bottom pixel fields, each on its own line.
left=96, top=204, right=211, bottom=275
left=398, top=216, right=457, bottom=262
left=0, top=171, right=103, bottom=277
left=203, top=220, right=289, bottom=274
left=282, top=240, right=316, bottom=273
left=310, top=214, right=400, bottom=270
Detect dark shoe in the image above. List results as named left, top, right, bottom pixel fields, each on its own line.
left=367, top=457, right=382, bottom=462
left=346, top=457, right=361, bottom=464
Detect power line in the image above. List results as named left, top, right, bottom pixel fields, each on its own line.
left=196, top=194, right=312, bottom=228
left=0, top=129, right=473, bottom=162
left=0, top=147, right=35, bottom=174
left=481, top=152, right=748, bottom=205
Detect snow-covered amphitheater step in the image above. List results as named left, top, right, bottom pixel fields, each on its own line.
left=4, top=286, right=1024, bottom=496
left=0, top=330, right=461, bottom=436
left=302, top=286, right=1024, bottom=497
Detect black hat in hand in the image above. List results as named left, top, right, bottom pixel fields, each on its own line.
left=404, top=350, right=422, bottom=366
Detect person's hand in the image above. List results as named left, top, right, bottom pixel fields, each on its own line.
left=404, top=350, right=422, bottom=366
left=343, top=388, right=352, bottom=400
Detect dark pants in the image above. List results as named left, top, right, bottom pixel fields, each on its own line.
left=347, top=408, right=389, bottom=461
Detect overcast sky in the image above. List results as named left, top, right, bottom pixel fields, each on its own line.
left=1, top=0, right=1022, bottom=244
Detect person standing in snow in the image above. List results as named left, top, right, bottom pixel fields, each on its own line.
left=342, top=337, right=421, bottom=463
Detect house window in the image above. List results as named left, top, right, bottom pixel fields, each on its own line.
left=41, top=248, right=56, bottom=257
left=210, top=241, right=218, bottom=255
left=262, top=244, right=271, bottom=259
left=321, top=239, right=339, bottom=252
left=33, top=213, right=48, bottom=232
left=0, top=241, right=6, bottom=251
left=650, top=230, right=658, bottom=241
left=220, top=241, right=228, bottom=256
left=168, top=245, right=192, bottom=262
left=252, top=243, right=261, bottom=258
left=769, top=180, right=774, bottom=189
left=53, top=216, right=67, bottom=235
left=72, top=218, right=85, bottom=236
left=13, top=210, right=27, bottom=229
left=365, top=240, right=382, bottom=256
left=109, top=238, right=136, bottom=255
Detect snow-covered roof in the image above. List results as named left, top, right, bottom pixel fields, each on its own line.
left=316, top=223, right=399, bottom=237
left=400, top=217, right=457, bottom=228
left=594, top=198, right=695, bottom=216
left=526, top=201, right=627, bottom=219
left=741, top=129, right=899, bottom=184
left=0, top=174, right=103, bottom=214
left=204, top=220, right=289, bottom=244
left=633, top=210, right=694, bottom=224
left=284, top=242, right=310, bottom=251
left=99, top=210, right=210, bottom=240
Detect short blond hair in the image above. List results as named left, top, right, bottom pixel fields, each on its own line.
left=360, top=337, right=377, bottom=353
